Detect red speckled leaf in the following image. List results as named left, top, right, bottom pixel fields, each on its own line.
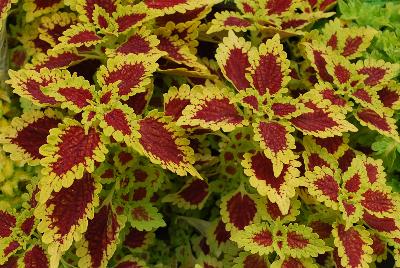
left=76, top=205, right=124, bottom=268
left=35, top=173, right=101, bottom=256
left=77, top=0, right=117, bottom=22
left=242, top=151, right=300, bottom=214
left=355, top=108, right=398, bottom=141
left=20, top=245, right=49, bottom=268
left=179, top=86, right=246, bottom=132
left=0, top=211, right=16, bottom=238
left=249, top=34, right=290, bottom=96
left=215, top=31, right=252, bottom=91
left=1, top=110, right=62, bottom=165
left=97, top=56, right=158, bottom=100
left=39, top=120, right=107, bottom=194
left=291, top=101, right=356, bottom=137
left=220, top=189, right=259, bottom=231
left=163, top=178, right=209, bottom=209
left=333, top=223, right=373, bottom=268
left=7, top=68, right=70, bottom=106
left=133, top=111, right=199, bottom=177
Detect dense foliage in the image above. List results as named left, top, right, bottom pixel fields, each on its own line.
left=0, top=0, right=400, bottom=267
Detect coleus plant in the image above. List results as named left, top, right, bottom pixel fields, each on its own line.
left=0, top=0, right=400, bottom=268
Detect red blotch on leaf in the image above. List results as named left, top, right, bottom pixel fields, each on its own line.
left=67, top=30, right=100, bottom=45
left=291, top=103, right=339, bottom=133
left=145, top=0, right=187, bottom=8
left=179, top=179, right=208, bottom=205
left=21, top=216, right=35, bottom=235
left=12, top=117, right=61, bottom=160
left=312, top=50, right=333, bottom=82
left=338, top=149, right=356, bottom=172
left=334, top=65, right=351, bottom=84
left=353, top=88, right=372, bottom=103
left=314, top=174, right=339, bottom=201
left=321, top=89, right=347, bottom=107
left=104, top=63, right=146, bottom=97
left=85, top=205, right=119, bottom=268
left=243, top=254, right=268, bottom=268
left=165, top=98, right=190, bottom=120
left=252, top=53, right=283, bottom=95
left=46, top=173, right=96, bottom=237
left=117, top=34, right=152, bottom=54
left=116, top=13, right=147, bottom=33
left=282, top=258, right=306, bottom=268
left=336, top=224, right=365, bottom=268
left=214, top=219, right=230, bottom=246
left=224, top=48, right=251, bottom=90
left=344, top=173, right=361, bottom=193
left=58, top=87, right=93, bottom=108
left=157, top=37, right=185, bottom=61
left=310, top=221, right=332, bottom=239
left=193, top=98, right=244, bottom=125
left=341, top=36, right=363, bottom=58
left=266, top=0, right=292, bottom=15
left=271, top=103, right=297, bottom=117
left=358, top=67, right=387, bottom=86
left=124, top=228, right=147, bottom=249
left=0, top=211, right=16, bottom=238
left=226, top=192, right=257, bottom=230
left=51, top=126, right=101, bottom=176
left=35, top=52, right=84, bottom=70
left=361, top=189, right=394, bottom=213
left=378, top=87, right=400, bottom=108
left=252, top=229, right=273, bottom=246
left=104, top=109, right=132, bottom=136
left=258, top=121, right=288, bottom=153
left=23, top=246, right=49, bottom=268
left=357, top=109, right=391, bottom=132
left=363, top=212, right=398, bottom=233
left=314, top=136, right=343, bottom=154
left=138, top=117, right=184, bottom=164
left=251, top=152, right=289, bottom=191
left=327, top=34, right=338, bottom=49
left=223, top=16, right=251, bottom=27
left=287, top=232, right=309, bottom=249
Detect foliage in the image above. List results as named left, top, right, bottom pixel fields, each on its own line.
left=0, top=0, right=399, bottom=267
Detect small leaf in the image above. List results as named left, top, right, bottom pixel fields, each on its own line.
left=208, top=11, right=254, bottom=34
left=126, top=202, right=165, bottom=231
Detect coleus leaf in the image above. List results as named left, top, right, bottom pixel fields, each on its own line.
left=178, top=85, right=248, bottom=132
left=97, top=55, right=158, bottom=100
left=132, top=110, right=200, bottom=178
left=0, top=1, right=15, bottom=31
left=355, top=58, right=400, bottom=87
left=0, top=109, right=62, bottom=166
left=207, top=218, right=231, bottom=249
left=231, top=222, right=330, bottom=258
left=325, top=55, right=357, bottom=89
left=363, top=212, right=400, bottom=238
left=258, top=196, right=301, bottom=224
left=215, top=31, right=252, bottom=91
left=242, top=151, right=301, bottom=214
left=162, top=178, right=210, bottom=209
left=336, top=28, right=376, bottom=60
left=355, top=108, right=399, bottom=141
left=303, top=43, right=333, bottom=83
left=38, top=12, right=78, bottom=47
left=99, top=104, right=136, bottom=145
left=35, top=173, right=101, bottom=265
left=142, top=0, right=220, bottom=15
left=125, top=202, right=166, bottom=231
left=370, top=233, right=387, bottom=263
left=270, top=257, right=318, bottom=268
left=57, top=23, right=102, bottom=48
left=123, top=228, right=154, bottom=252
left=305, top=167, right=340, bottom=210
left=220, top=186, right=261, bottom=231
left=0, top=238, right=21, bottom=265
left=163, top=84, right=192, bottom=121
left=308, top=82, right=352, bottom=112
left=235, top=0, right=257, bottom=15
left=332, top=223, right=373, bottom=268
left=305, top=135, right=349, bottom=158
left=76, top=0, right=118, bottom=23
left=17, top=244, right=49, bottom=268
left=0, top=210, right=16, bottom=239
left=112, top=4, right=160, bottom=34
left=247, top=34, right=291, bottom=96
left=156, top=4, right=211, bottom=26
left=208, top=11, right=254, bottom=34
left=76, top=205, right=126, bottom=268
left=114, top=256, right=148, bottom=268
left=39, top=119, right=108, bottom=197
left=302, top=136, right=338, bottom=172
left=290, top=101, right=357, bottom=137
left=42, top=74, right=95, bottom=113
left=7, top=68, right=70, bottom=106
left=232, top=252, right=269, bottom=268
left=27, top=48, right=85, bottom=70
left=23, top=0, right=63, bottom=22
left=106, top=27, right=162, bottom=57
left=253, top=119, right=297, bottom=177
left=378, top=82, right=400, bottom=110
